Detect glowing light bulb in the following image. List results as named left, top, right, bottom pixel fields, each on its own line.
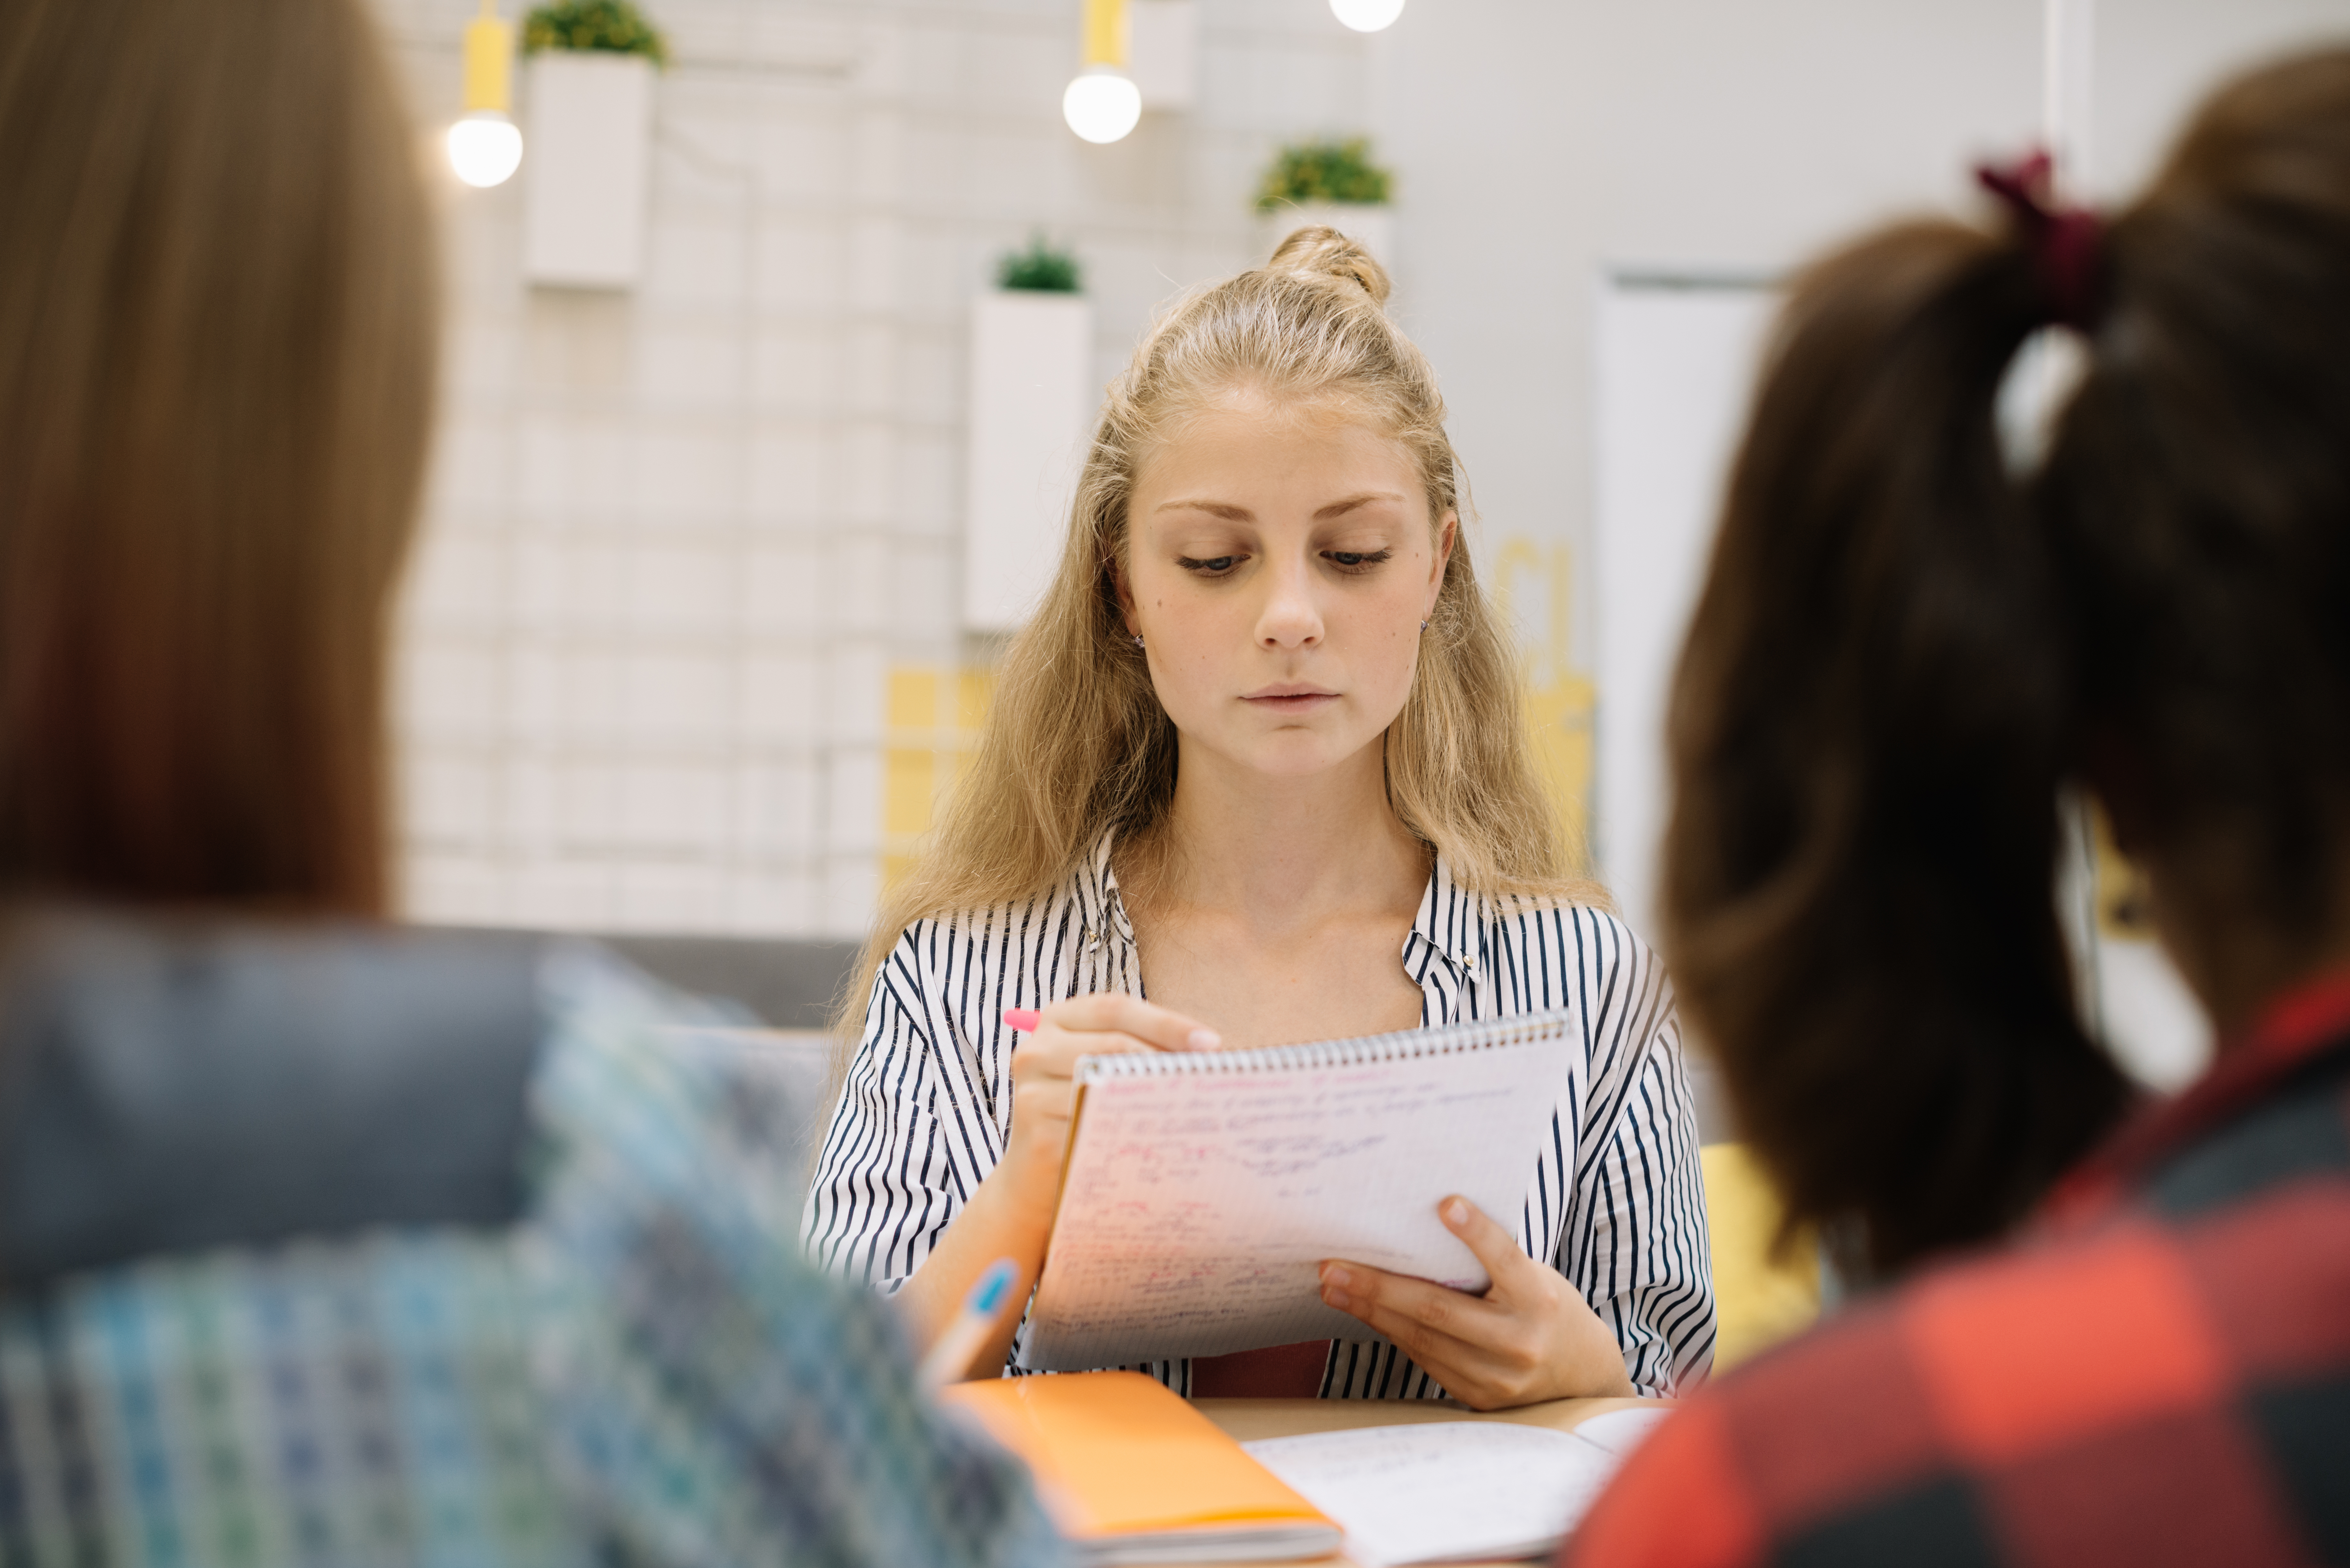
left=1062, top=68, right=1141, bottom=145
left=1330, top=0, right=1406, bottom=32
left=448, top=111, right=523, bottom=187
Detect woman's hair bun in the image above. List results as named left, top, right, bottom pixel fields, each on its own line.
left=1266, top=224, right=1391, bottom=305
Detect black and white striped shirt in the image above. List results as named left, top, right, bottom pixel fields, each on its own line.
left=802, top=836, right=1716, bottom=1398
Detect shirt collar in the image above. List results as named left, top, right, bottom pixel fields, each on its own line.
left=1073, top=830, right=1136, bottom=949
left=2045, top=968, right=2350, bottom=1222
left=1071, top=833, right=1478, bottom=978
left=1403, top=852, right=1486, bottom=984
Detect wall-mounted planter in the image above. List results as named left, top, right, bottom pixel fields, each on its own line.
left=963, top=291, right=1096, bottom=634
left=1258, top=202, right=1394, bottom=275
left=522, top=51, right=654, bottom=289
left=1129, top=0, right=1199, bottom=111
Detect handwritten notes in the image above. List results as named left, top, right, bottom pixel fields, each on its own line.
left=1019, top=1013, right=1575, bottom=1371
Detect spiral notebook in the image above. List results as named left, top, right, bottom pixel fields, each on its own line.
left=1019, top=1009, right=1576, bottom=1372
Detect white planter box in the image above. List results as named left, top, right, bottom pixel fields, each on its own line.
left=522, top=52, right=654, bottom=289
left=963, top=292, right=1096, bottom=635
left=1258, top=202, right=1394, bottom=278
left=1130, top=0, right=1199, bottom=111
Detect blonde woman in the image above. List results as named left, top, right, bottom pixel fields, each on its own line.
left=804, top=231, right=1713, bottom=1408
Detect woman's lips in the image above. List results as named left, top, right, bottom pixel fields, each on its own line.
left=1242, top=690, right=1338, bottom=712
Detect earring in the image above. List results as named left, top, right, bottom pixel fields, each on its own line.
left=1420, top=618, right=1430, bottom=631
left=1131, top=633, right=1145, bottom=648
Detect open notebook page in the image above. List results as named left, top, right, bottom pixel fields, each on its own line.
left=1021, top=1010, right=1575, bottom=1370
left=1241, top=1412, right=1673, bottom=1567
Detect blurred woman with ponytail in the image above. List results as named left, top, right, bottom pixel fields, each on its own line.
left=1572, top=48, right=2350, bottom=1566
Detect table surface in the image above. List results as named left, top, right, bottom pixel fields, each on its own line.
left=1162, top=1394, right=1661, bottom=1568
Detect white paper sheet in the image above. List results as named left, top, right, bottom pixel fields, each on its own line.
left=1241, top=1419, right=1659, bottom=1567
left=1565, top=1406, right=1673, bottom=1459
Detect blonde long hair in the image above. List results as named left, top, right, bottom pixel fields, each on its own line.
left=834, top=228, right=1601, bottom=1053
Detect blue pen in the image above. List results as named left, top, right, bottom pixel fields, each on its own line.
left=920, top=1257, right=1021, bottom=1388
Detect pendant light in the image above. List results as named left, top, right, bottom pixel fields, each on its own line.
left=1063, top=0, right=1142, bottom=145
left=448, top=0, right=524, bottom=188
left=1330, top=0, right=1406, bottom=32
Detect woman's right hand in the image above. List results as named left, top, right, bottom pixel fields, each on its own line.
left=996, top=993, right=1221, bottom=1218
left=902, top=992, right=1217, bottom=1375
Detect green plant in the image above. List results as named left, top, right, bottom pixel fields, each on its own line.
left=522, top=0, right=668, bottom=63
left=996, top=234, right=1082, bottom=293
left=1255, top=137, right=1392, bottom=210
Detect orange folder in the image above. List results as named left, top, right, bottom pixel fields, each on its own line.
left=942, top=1371, right=1343, bottom=1564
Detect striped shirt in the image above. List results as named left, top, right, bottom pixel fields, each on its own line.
left=802, top=836, right=1717, bottom=1400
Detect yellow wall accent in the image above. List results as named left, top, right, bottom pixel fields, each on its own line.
left=1495, top=537, right=1596, bottom=871
left=882, top=665, right=996, bottom=893
left=1701, top=1143, right=1822, bottom=1371
left=1524, top=669, right=1596, bottom=868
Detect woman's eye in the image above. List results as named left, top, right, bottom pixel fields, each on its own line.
left=1325, top=548, right=1394, bottom=572
left=1175, top=554, right=1242, bottom=576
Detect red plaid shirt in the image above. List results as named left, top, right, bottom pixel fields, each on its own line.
left=1567, top=975, right=2350, bottom=1568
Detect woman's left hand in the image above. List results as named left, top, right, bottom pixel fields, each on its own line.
left=1317, top=1196, right=1637, bottom=1411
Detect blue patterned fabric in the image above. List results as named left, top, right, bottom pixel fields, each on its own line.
left=0, top=941, right=1067, bottom=1568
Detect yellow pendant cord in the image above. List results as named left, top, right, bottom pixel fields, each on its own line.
left=463, top=0, right=514, bottom=114
left=1081, top=0, right=1127, bottom=70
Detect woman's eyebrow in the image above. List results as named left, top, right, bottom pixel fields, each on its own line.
left=1151, top=490, right=1407, bottom=522
left=1315, top=490, right=1408, bottom=519
left=1152, top=497, right=1254, bottom=519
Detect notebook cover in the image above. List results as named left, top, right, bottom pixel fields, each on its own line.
left=941, top=1371, right=1336, bottom=1539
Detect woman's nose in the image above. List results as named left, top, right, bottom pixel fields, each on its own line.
left=1255, top=556, right=1324, bottom=648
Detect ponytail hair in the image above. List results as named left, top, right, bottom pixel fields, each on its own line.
left=1663, top=219, right=2130, bottom=1277
left=1669, top=48, right=2350, bottom=1278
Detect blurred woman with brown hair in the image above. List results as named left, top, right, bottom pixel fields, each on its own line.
left=0, top=1, right=1060, bottom=1562
left=1572, top=48, right=2350, bottom=1565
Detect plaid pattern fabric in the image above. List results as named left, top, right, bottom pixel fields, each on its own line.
left=0, top=1237, right=562, bottom=1568
left=0, top=944, right=1068, bottom=1568
left=1568, top=975, right=2350, bottom=1568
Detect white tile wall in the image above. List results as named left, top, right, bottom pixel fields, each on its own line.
left=373, top=0, right=1371, bottom=936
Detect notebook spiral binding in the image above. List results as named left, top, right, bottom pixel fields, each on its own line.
left=1075, top=1006, right=1577, bottom=1082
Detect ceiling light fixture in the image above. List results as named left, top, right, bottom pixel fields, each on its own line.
left=1330, top=0, right=1406, bottom=33
left=448, top=0, right=523, bottom=188
left=1063, top=0, right=1141, bottom=145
